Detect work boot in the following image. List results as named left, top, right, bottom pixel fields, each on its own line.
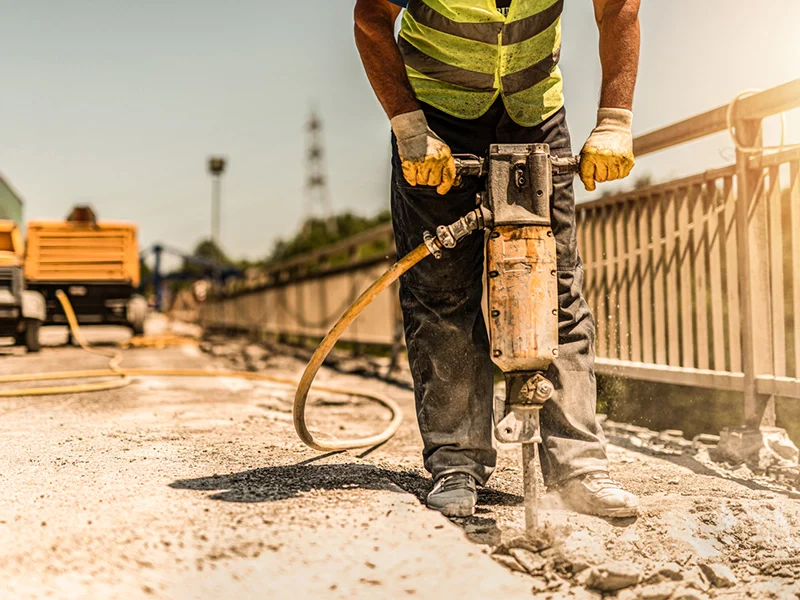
left=426, top=473, right=477, bottom=518
left=558, top=472, right=639, bottom=518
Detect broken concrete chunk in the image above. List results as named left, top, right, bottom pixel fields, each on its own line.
left=638, top=583, right=679, bottom=600
left=657, top=562, right=684, bottom=581
left=765, top=428, right=800, bottom=462
left=715, top=426, right=799, bottom=470
left=616, top=585, right=676, bottom=600
left=492, top=553, right=527, bottom=574
left=530, top=577, right=548, bottom=594
left=683, top=567, right=710, bottom=592
left=615, top=589, right=639, bottom=600
left=670, top=588, right=709, bottom=600
left=578, top=561, right=641, bottom=592
left=549, top=544, right=594, bottom=575
left=508, top=547, right=546, bottom=575
left=698, top=563, right=737, bottom=588
left=210, top=343, right=240, bottom=357
left=244, top=344, right=269, bottom=362
left=568, top=587, right=602, bottom=600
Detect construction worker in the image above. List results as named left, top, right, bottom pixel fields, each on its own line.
left=354, top=0, right=640, bottom=518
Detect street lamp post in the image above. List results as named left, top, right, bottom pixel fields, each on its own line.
left=207, top=156, right=227, bottom=246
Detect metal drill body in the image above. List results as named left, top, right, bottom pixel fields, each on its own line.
left=445, top=145, right=578, bottom=534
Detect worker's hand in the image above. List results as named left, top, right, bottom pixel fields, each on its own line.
left=391, top=110, right=456, bottom=195
left=579, top=108, right=635, bottom=192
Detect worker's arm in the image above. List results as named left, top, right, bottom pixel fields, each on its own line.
left=354, top=0, right=416, bottom=119
left=354, top=0, right=456, bottom=194
left=580, top=0, right=641, bottom=191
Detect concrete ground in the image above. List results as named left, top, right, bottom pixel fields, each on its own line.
left=1, top=319, right=800, bottom=599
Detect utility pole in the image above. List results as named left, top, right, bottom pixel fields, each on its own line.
left=305, top=110, right=337, bottom=236
left=207, top=156, right=227, bottom=246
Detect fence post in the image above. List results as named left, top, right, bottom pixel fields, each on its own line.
left=734, top=117, right=775, bottom=429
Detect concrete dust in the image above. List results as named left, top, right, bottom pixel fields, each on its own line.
left=1, top=328, right=799, bottom=599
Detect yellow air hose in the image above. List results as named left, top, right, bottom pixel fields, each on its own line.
left=0, top=245, right=433, bottom=452
left=293, top=242, right=431, bottom=450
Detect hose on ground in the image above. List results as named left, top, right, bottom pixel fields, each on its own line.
left=293, top=242, right=431, bottom=450
left=0, top=243, right=432, bottom=451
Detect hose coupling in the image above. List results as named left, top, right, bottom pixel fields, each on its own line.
left=436, top=206, right=494, bottom=249
left=423, top=206, right=493, bottom=259
left=423, top=231, right=443, bottom=259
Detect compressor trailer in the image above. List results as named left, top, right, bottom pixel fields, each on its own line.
left=24, top=207, right=147, bottom=335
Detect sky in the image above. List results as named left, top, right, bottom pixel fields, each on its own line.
left=1, top=1, right=799, bottom=265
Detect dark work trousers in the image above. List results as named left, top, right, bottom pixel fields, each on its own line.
left=390, top=100, right=609, bottom=487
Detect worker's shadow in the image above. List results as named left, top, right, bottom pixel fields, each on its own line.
left=170, top=460, right=519, bottom=545
left=171, top=461, right=521, bottom=507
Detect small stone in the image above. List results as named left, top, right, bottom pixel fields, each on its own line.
left=530, top=577, right=548, bottom=593
left=546, top=578, right=565, bottom=591
left=549, top=544, right=594, bottom=575
left=671, top=588, right=709, bottom=600
left=579, top=561, right=641, bottom=592
left=493, top=554, right=527, bottom=574
left=616, top=589, right=639, bottom=600
left=683, top=568, right=710, bottom=592
left=243, top=344, right=268, bottom=361
left=668, top=477, right=681, bottom=485
left=657, top=562, right=684, bottom=581
left=698, top=563, right=737, bottom=588
left=569, top=588, right=602, bottom=600
left=509, top=548, right=546, bottom=574
left=639, top=583, right=678, bottom=600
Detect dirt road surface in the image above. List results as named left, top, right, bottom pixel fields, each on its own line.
left=2, top=320, right=799, bottom=599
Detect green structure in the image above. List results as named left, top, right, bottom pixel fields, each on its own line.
left=0, top=173, right=23, bottom=225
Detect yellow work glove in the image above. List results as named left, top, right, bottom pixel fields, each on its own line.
left=580, top=108, right=635, bottom=192
left=391, top=110, right=456, bottom=195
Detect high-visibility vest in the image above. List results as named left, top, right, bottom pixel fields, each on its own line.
left=399, top=0, right=564, bottom=127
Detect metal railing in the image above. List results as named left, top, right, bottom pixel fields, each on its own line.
left=578, top=79, right=800, bottom=428
left=202, top=79, right=800, bottom=428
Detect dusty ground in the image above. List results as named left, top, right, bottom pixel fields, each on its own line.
left=1, top=320, right=800, bottom=599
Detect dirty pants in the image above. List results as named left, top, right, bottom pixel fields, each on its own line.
left=391, top=101, right=609, bottom=487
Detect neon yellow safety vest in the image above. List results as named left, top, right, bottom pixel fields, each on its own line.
left=398, top=0, right=564, bottom=127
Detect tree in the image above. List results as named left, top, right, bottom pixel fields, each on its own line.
left=268, top=210, right=391, bottom=263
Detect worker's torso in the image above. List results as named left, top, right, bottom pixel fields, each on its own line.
left=398, top=0, right=564, bottom=127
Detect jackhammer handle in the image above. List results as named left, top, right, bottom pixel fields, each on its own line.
left=453, top=154, right=485, bottom=177
left=454, top=153, right=581, bottom=177
left=551, top=155, right=581, bottom=176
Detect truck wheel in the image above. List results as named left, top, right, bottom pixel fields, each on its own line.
left=130, top=319, right=145, bottom=336
left=25, top=319, right=42, bottom=353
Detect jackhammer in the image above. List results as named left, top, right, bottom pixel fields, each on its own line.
left=293, top=144, right=579, bottom=536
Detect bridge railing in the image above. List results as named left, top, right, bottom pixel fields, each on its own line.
left=578, top=79, right=800, bottom=427
left=201, top=79, right=800, bottom=426
left=200, top=223, right=401, bottom=346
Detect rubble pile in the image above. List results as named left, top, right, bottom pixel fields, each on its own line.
left=489, top=532, right=744, bottom=600
left=199, top=335, right=800, bottom=598
left=601, top=417, right=800, bottom=495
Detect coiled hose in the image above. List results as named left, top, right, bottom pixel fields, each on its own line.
left=0, top=244, right=433, bottom=452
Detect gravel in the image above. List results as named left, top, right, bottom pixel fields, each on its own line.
left=5, top=328, right=800, bottom=599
